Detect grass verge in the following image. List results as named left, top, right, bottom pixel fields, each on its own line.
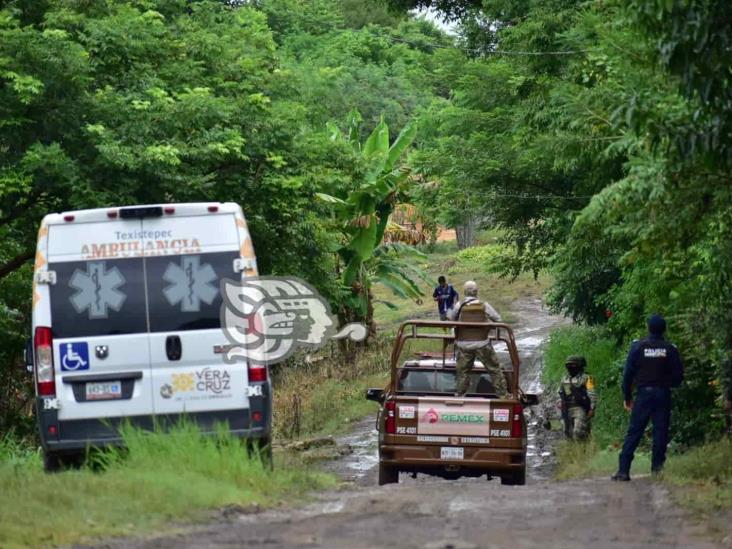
left=0, top=425, right=334, bottom=549
left=554, top=439, right=650, bottom=480
left=663, top=438, right=732, bottom=511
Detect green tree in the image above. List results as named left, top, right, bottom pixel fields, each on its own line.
left=318, top=112, right=421, bottom=331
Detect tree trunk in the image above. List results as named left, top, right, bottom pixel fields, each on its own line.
left=455, top=216, right=476, bottom=250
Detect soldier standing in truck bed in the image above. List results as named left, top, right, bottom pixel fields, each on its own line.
left=559, top=356, right=597, bottom=440
left=447, top=280, right=508, bottom=398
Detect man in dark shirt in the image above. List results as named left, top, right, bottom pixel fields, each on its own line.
left=612, top=314, right=684, bottom=481
left=433, top=275, right=458, bottom=321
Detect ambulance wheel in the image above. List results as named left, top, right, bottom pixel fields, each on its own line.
left=43, top=451, right=62, bottom=473
left=43, top=451, right=84, bottom=472
left=501, top=468, right=526, bottom=486
left=258, top=438, right=273, bottom=470
left=378, top=463, right=398, bottom=485
left=246, top=438, right=273, bottom=469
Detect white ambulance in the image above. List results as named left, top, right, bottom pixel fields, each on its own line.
left=30, top=203, right=270, bottom=470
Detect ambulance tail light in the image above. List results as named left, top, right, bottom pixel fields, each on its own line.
left=208, top=205, right=219, bottom=213
left=385, top=400, right=396, bottom=434
left=34, top=327, right=56, bottom=397
left=511, top=404, right=524, bottom=438
left=248, top=364, right=267, bottom=383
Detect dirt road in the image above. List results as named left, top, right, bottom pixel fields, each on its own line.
left=100, top=299, right=724, bottom=549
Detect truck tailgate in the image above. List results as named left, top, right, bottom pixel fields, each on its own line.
left=392, top=396, right=518, bottom=447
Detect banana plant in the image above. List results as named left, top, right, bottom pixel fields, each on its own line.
left=318, top=111, right=420, bottom=326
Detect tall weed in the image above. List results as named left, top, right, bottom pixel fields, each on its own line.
left=272, top=338, right=391, bottom=440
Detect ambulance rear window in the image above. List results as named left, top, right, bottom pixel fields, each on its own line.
left=49, top=258, right=147, bottom=338
left=145, top=251, right=239, bottom=332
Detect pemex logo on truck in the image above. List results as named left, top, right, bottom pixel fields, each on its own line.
left=420, top=407, right=486, bottom=425
left=417, top=404, right=491, bottom=436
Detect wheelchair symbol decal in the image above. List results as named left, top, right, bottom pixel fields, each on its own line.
left=61, top=342, right=90, bottom=372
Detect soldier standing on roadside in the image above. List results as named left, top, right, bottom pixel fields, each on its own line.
left=448, top=280, right=508, bottom=398
left=559, top=356, right=597, bottom=440
left=612, top=314, right=684, bottom=481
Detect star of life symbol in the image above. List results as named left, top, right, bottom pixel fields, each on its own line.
left=69, top=261, right=126, bottom=319
left=220, top=276, right=367, bottom=366
left=163, top=255, right=217, bottom=312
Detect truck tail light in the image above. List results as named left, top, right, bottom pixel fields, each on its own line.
left=511, top=404, right=524, bottom=438
left=248, top=364, right=267, bottom=383
left=385, top=400, right=396, bottom=434
left=34, top=327, right=56, bottom=397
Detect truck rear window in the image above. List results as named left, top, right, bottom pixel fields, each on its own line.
left=397, top=368, right=497, bottom=396
left=49, top=258, right=147, bottom=338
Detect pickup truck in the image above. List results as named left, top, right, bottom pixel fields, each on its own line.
left=367, top=320, right=538, bottom=486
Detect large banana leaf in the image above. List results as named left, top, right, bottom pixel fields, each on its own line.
left=347, top=215, right=378, bottom=260
left=384, top=120, right=417, bottom=173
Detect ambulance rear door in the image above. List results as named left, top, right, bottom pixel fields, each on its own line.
left=47, top=215, right=153, bottom=422
left=144, top=208, right=249, bottom=430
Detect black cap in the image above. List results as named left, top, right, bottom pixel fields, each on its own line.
left=648, top=314, right=667, bottom=336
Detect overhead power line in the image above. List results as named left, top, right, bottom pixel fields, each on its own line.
left=381, top=34, right=595, bottom=57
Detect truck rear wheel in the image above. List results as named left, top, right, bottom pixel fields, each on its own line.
left=378, top=463, right=399, bottom=485
left=501, top=468, right=526, bottom=486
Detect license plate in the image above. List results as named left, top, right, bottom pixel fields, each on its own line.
left=440, top=446, right=464, bottom=460
left=86, top=381, right=122, bottom=400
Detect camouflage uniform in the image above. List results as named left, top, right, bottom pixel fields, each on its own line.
left=448, top=296, right=507, bottom=397
left=559, top=369, right=597, bottom=440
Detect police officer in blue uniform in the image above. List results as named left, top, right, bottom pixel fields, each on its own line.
left=612, top=314, right=684, bottom=481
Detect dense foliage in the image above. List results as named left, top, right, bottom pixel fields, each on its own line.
left=0, top=0, right=453, bottom=437
left=391, top=0, right=732, bottom=445
left=2, top=0, right=731, bottom=449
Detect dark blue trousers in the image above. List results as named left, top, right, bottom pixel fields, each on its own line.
left=618, top=386, right=672, bottom=474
